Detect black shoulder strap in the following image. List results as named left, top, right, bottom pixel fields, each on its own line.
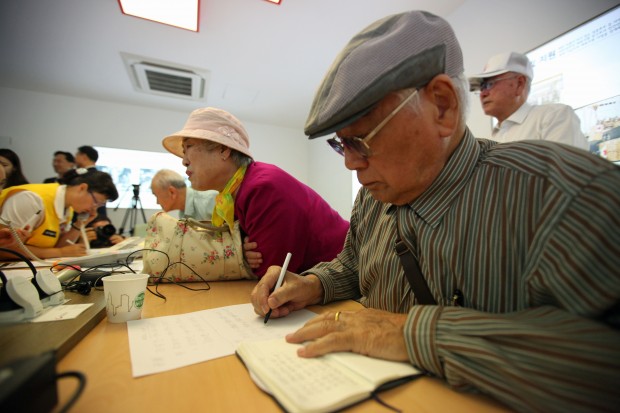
left=394, top=237, right=436, bottom=305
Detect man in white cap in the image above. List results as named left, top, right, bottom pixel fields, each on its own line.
left=251, top=10, right=619, bottom=413
left=469, top=52, right=587, bottom=149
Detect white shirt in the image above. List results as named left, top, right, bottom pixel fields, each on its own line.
left=492, top=102, right=588, bottom=150
left=182, top=188, right=218, bottom=221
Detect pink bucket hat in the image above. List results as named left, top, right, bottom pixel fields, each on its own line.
left=162, top=107, right=253, bottom=159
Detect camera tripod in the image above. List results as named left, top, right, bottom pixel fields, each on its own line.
left=119, top=184, right=147, bottom=236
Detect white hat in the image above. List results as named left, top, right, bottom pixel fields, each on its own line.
left=468, top=52, right=533, bottom=90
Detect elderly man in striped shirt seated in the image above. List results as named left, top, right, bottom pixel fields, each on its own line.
left=251, top=10, right=620, bottom=413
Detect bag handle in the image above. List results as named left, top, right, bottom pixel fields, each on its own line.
left=185, top=218, right=232, bottom=233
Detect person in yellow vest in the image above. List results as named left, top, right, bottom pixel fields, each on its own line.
left=0, top=168, right=118, bottom=259
left=0, top=165, right=29, bottom=249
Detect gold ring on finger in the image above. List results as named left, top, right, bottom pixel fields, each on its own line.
left=334, top=311, right=341, bottom=321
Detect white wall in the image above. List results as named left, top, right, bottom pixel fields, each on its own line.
left=307, top=133, right=353, bottom=217
left=0, top=87, right=355, bottom=231
left=0, top=0, right=616, bottom=229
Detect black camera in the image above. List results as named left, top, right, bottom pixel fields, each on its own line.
left=91, top=224, right=116, bottom=248
left=95, top=224, right=116, bottom=239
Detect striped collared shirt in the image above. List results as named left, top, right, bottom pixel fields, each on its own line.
left=309, top=128, right=620, bottom=413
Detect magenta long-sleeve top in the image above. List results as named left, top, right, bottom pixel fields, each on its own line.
left=234, top=162, right=349, bottom=277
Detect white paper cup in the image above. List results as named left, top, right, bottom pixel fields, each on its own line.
left=102, top=273, right=149, bottom=323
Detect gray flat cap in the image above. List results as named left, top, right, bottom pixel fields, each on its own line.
left=305, top=10, right=464, bottom=139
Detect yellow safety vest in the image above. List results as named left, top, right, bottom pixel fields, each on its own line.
left=0, top=183, right=73, bottom=248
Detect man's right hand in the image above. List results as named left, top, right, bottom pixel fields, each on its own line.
left=250, top=267, right=324, bottom=319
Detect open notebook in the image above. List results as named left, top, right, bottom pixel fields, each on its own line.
left=236, top=337, right=422, bottom=413
left=55, top=236, right=144, bottom=268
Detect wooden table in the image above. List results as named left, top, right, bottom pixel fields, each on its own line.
left=0, top=289, right=106, bottom=366
left=54, top=281, right=512, bottom=413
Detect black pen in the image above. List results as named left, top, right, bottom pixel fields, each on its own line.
left=264, top=252, right=292, bottom=324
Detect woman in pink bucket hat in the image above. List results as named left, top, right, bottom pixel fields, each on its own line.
left=162, top=107, right=349, bottom=278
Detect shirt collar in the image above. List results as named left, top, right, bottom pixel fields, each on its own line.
left=397, top=128, right=485, bottom=228
left=503, top=102, right=532, bottom=126
left=55, top=185, right=68, bottom=222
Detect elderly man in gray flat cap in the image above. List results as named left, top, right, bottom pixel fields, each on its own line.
left=251, top=10, right=620, bottom=413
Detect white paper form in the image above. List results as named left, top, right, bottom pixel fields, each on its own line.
left=127, top=303, right=317, bottom=377
left=31, top=303, right=93, bottom=322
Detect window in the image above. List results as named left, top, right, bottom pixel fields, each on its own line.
left=94, top=146, right=187, bottom=209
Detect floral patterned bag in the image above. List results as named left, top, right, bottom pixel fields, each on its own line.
left=141, top=212, right=255, bottom=282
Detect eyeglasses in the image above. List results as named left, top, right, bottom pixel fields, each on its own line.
left=327, top=89, right=419, bottom=158
left=477, top=75, right=520, bottom=92
left=88, top=191, right=106, bottom=208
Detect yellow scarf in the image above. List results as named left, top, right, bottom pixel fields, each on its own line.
left=212, top=165, right=247, bottom=232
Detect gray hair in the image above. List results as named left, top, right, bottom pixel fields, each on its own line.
left=397, top=73, right=470, bottom=122
left=524, top=75, right=532, bottom=97
left=152, top=169, right=186, bottom=189
left=452, top=73, right=471, bottom=121
left=201, top=140, right=253, bottom=168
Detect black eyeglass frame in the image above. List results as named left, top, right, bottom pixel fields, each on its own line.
left=326, top=89, right=419, bottom=158
left=88, top=191, right=107, bottom=208
left=473, top=74, right=521, bottom=93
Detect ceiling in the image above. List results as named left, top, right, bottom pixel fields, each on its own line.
left=0, top=0, right=465, bottom=130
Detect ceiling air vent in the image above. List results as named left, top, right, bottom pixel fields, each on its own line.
left=132, top=62, right=204, bottom=99
left=122, top=52, right=209, bottom=101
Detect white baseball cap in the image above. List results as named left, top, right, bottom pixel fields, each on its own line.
left=468, top=52, right=533, bottom=91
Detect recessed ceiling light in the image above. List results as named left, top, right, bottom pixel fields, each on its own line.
left=264, top=0, right=282, bottom=4
left=118, top=0, right=200, bottom=32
